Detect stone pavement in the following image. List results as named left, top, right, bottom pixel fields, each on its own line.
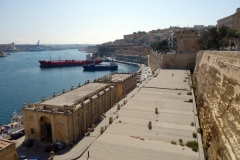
left=55, top=69, right=204, bottom=160
left=79, top=69, right=203, bottom=160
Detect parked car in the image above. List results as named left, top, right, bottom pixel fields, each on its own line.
left=22, top=140, right=34, bottom=148
left=45, top=144, right=58, bottom=152
left=53, top=141, right=65, bottom=150
left=236, top=48, right=240, bottom=51
left=18, top=155, right=27, bottom=160
left=28, top=158, right=40, bottom=160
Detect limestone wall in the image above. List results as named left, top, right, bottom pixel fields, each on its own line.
left=149, top=51, right=161, bottom=72
left=161, top=53, right=197, bottom=71
left=193, top=50, right=240, bottom=160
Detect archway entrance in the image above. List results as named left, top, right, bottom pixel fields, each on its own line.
left=40, top=116, right=52, bottom=142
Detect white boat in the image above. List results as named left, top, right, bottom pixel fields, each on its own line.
left=0, top=110, right=24, bottom=139
left=0, top=51, right=8, bottom=57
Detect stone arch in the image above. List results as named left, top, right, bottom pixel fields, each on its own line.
left=40, top=116, right=52, bottom=142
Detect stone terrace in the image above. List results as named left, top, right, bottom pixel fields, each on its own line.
left=79, top=70, right=202, bottom=160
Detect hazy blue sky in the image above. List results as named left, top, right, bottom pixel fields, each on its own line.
left=0, top=0, right=239, bottom=44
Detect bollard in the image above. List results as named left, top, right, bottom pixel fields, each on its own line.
left=87, top=128, right=91, bottom=135
left=117, top=104, right=120, bottom=110
left=100, top=127, right=104, bottom=134
left=48, top=151, right=54, bottom=160
left=148, top=121, right=152, bottom=129
left=91, top=124, right=95, bottom=131
left=109, top=117, right=113, bottom=124
left=155, top=108, right=158, bottom=114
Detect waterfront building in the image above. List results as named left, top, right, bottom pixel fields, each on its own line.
left=94, top=73, right=137, bottom=101
left=115, top=46, right=149, bottom=65
left=22, top=73, right=136, bottom=146
left=0, top=139, right=18, bottom=160
left=116, top=54, right=148, bottom=66
left=97, top=44, right=133, bottom=57
left=217, top=8, right=240, bottom=33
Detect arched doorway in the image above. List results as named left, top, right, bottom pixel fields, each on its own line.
left=40, top=116, right=52, bottom=142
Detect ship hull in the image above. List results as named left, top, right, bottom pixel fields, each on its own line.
left=83, top=64, right=118, bottom=71
left=39, top=60, right=102, bottom=68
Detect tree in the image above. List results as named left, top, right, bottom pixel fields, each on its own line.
left=151, top=40, right=169, bottom=52
left=218, top=26, right=229, bottom=40
left=227, top=29, right=239, bottom=49
left=219, top=38, right=229, bottom=48
left=198, top=26, right=239, bottom=50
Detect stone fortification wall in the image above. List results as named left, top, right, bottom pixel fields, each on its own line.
left=149, top=51, right=161, bottom=72
left=193, top=50, right=240, bottom=160
left=161, top=53, right=197, bottom=71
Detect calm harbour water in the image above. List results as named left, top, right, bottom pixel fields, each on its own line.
left=0, top=49, right=138, bottom=124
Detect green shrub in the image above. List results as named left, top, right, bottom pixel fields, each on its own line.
left=190, top=85, right=197, bottom=90
left=192, top=132, right=197, bottom=138
left=186, top=140, right=198, bottom=152
left=183, top=80, right=186, bottom=82
left=191, top=122, right=195, bottom=126
left=171, top=140, right=177, bottom=145
left=184, top=99, right=193, bottom=103
left=187, top=92, right=192, bottom=95
left=179, top=139, right=183, bottom=143
left=192, top=145, right=198, bottom=152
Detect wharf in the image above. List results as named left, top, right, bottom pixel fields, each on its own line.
left=112, top=59, right=141, bottom=67
left=54, top=69, right=203, bottom=160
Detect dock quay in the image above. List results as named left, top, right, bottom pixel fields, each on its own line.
left=54, top=69, right=203, bottom=160
left=113, top=59, right=141, bottom=68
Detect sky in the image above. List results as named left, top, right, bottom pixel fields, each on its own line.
left=0, top=0, right=239, bottom=45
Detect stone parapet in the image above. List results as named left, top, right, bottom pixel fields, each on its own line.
left=193, top=50, right=240, bottom=160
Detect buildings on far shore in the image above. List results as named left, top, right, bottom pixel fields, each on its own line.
left=22, top=73, right=137, bottom=146
left=0, top=43, right=16, bottom=52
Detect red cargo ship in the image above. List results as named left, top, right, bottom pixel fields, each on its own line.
left=39, top=54, right=102, bottom=68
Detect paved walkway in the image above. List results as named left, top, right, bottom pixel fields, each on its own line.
left=54, top=70, right=154, bottom=160
left=78, top=69, right=203, bottom=160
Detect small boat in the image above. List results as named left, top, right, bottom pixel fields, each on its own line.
left=0, top=110, right=24, bottom=139
left=102, top=56, right=110, bottom=62
left=0, top=51, right=9, bottom=57
left=83, top=61, right=118, bottom=71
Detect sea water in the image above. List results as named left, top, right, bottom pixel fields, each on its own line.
left=0, top=49, right=138, bottom=124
